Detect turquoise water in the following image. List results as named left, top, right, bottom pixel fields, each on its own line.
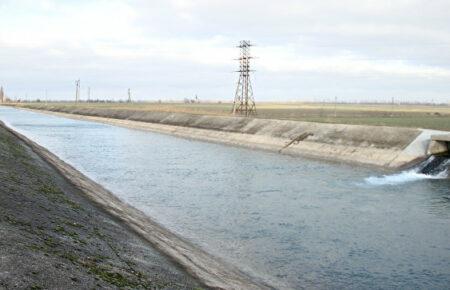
left=1, top=107, right=449, bottom=289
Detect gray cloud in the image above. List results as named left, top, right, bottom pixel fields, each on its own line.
left=0, top=0, right=449, bottom=102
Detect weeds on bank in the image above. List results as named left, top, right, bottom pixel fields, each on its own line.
left=38, top=184, right=83, bottom=211
left=0, top=128, right=177, bottom=289
left=3, top=215, right=32, bottom=230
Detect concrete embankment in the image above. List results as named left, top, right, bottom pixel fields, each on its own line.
left=15, top=105, right=443, bottom=168
left=0, top=121, right=269, bottom=290
left=0, top=123, right=202, bottom=289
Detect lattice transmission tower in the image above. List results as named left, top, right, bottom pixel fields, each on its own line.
left=75, top=79, right=80, bottom=103
left=127, top=88, right=132, bottom=103
left=232, top=40, right=256, bottom=116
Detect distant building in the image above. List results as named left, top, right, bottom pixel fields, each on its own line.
left=0, top=87, right=4, bottom=103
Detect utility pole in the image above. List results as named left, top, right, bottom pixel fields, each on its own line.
left=334, top=96, right=337, bottom=117
left=127, top=88, right=132, bottom=103
left=75, top=79, right=80, bottom=103
left=0, top=86, right=4, bottom=103
left=87, top=87, right=91, bottom=102
left=320, top=98, right=325, bottom=117
left=232, top=40, right=256, bottom=116
left=391, top=97, right=395, bottom=117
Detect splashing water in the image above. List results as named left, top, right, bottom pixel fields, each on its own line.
left=366, top=155, right=449, bottom=186
left=365, top=170, right=446, bottom=186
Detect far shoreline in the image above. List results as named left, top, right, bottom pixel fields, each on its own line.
left=6, top=103, right=446, bottom=169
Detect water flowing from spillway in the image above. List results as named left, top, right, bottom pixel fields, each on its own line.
left=365, top=155, right=449, bottom=186
left=419, top=155, right=450, bottom=176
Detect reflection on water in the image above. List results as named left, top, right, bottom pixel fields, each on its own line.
left=1, top=107, right=450, bottom=289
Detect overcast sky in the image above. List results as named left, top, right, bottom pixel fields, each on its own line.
left=1, top=0, right=450, bottom=102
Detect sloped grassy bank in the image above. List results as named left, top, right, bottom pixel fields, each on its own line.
left=0, top=123, right=203, bottom=289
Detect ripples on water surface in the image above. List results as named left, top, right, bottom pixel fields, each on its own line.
left=1, top=107, right=450, bottom=289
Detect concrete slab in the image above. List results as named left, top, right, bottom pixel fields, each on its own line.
left=431, top=134, right=450, bottom=142
left=428, top=140, right=448, bottom=155
left=388, top=129, right=449, bottom=168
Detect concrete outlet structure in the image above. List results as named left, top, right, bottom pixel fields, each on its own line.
left=428, top=135, right=450, bottom=155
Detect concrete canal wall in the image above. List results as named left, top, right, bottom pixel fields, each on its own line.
left=0, top=122, right=204, bottom=289
left=13, top=105, right=448, bottom=169
left=0, top=120, right=269, bottom=290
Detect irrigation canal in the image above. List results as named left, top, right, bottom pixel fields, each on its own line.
left=1, top=106, right=449, bottom=289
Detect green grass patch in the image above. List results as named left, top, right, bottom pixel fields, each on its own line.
left=38, top=184, right=83, bottom=211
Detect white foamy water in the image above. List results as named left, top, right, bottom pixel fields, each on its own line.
left=365, top=170, right=447, bottom=186
left=365, top=155, right=449, bottom=186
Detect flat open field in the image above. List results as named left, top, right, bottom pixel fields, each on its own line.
left=12, top=102, right=450, bottom=131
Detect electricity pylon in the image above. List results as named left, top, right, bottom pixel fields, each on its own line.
left=232, top=40, right=256, bottom=116
left=75, top=79, right=80, bottom=103
left=127, top=88, right=132, bottom=103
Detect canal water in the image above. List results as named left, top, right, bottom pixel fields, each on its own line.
left=1, top=107, right=449, bottom=289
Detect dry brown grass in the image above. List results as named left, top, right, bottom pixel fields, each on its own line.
left=13, top=101, right=450, bottom=131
